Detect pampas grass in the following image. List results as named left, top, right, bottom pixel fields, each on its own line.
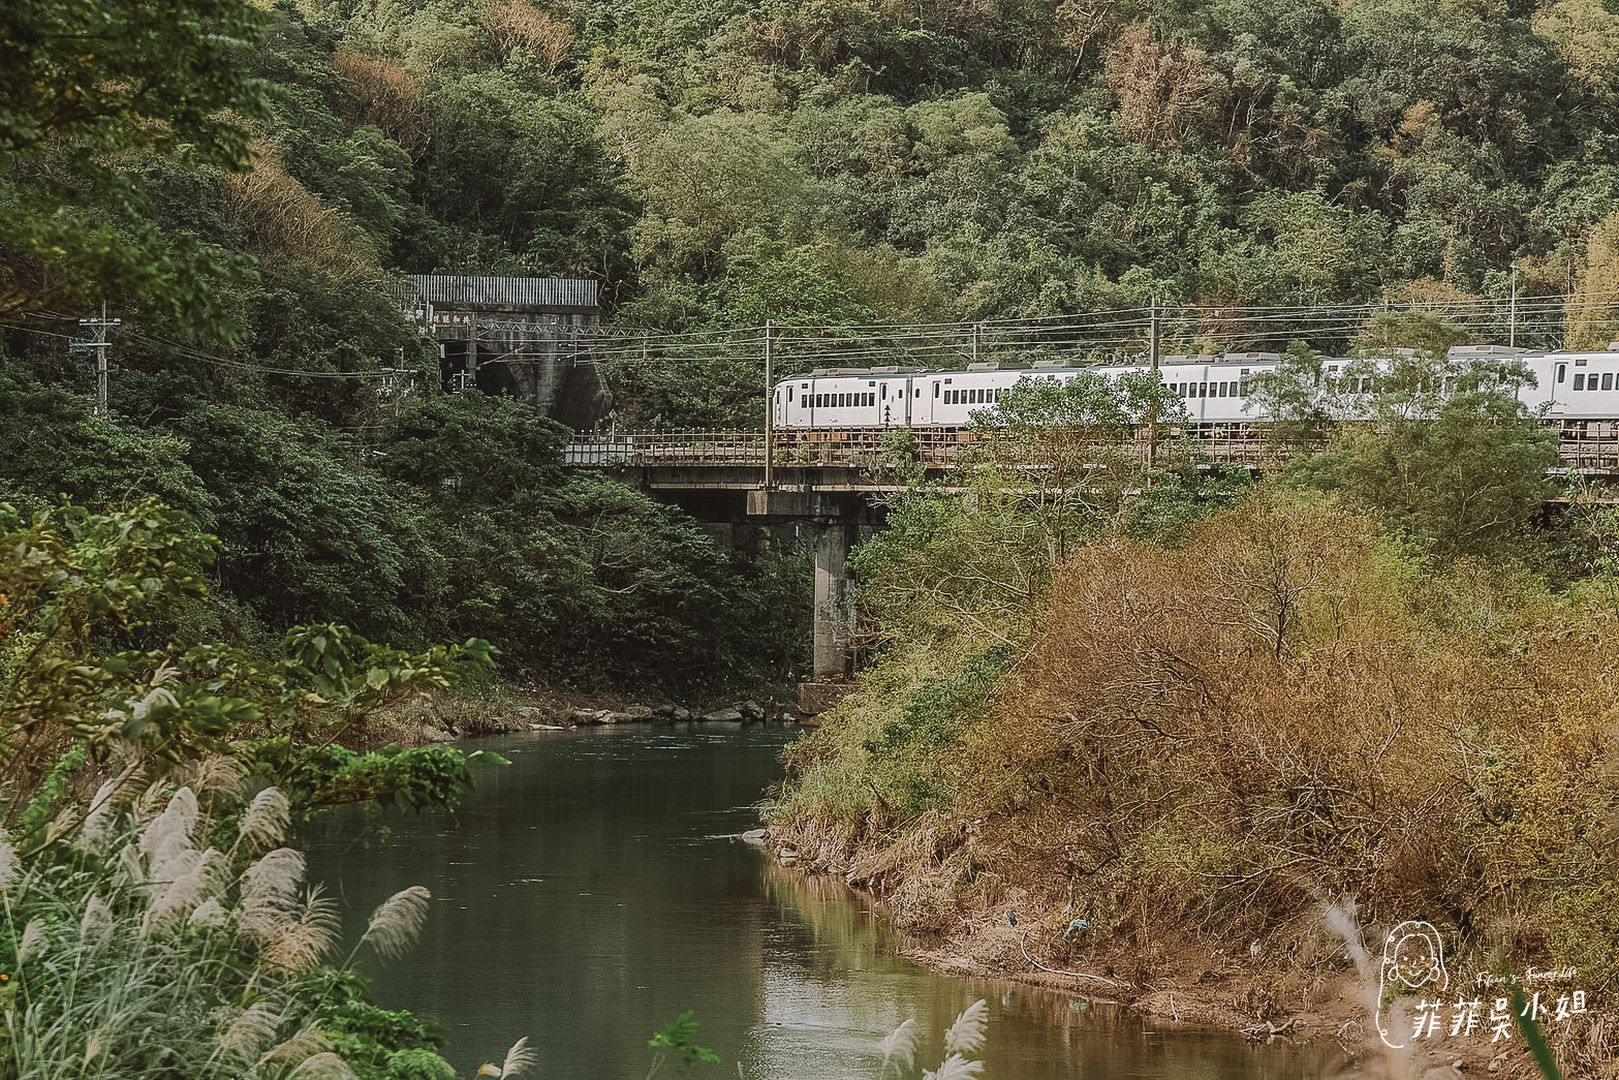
left=238, top=846, right=308, bottom=940
left=236, top=786, right=292, bottom=853
left=287, top=1050, right=359, bottom=1079
left=0, top=784, right=516, bottom=1080
left=359, top=884, right=431, bottom=961
left=215, top=1001, right=283, bottom=1063
left=879, top=1001, right=989, bottom=1080
left=878, top=1018, right=917, bottom=1077
left=0, top=828, right=15, bottom=893
left=476, top=1035, right=538, bottom=1077
left=259, top=884, right=340, bottom=973
left=941, top=999, right=987, bottom=1058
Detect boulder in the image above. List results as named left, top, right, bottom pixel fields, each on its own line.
left=739, top=828, right=768, bottom=845
left=621, top=704, right=655, bottom=720
left=670, top=706, right=691, bottom=721
left=702, top=707, right=744, bottom=722
left=652, top=703, right=677, bottom=718
left=738, top=699, right=765, bottom=721
left=513, top=706, right=544, bottom=720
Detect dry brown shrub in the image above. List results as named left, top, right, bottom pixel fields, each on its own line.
left=943, top=491, right=1619, bottom=985
left=224, top=141, right=381, bottom=284
left=481, top=0, right=575, bottom=72
left=1102, top=23, right=1223, bottom=150
left=332, top=49, right=431, bottom=157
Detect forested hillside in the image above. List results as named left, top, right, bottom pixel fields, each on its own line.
left=6, top=0, right=1619, bottom=667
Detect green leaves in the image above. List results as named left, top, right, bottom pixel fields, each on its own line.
left=0, top=0, right=266, bottom=333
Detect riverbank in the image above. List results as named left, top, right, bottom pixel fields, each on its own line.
left=764, top=494, right=1619, bottom=1080
left=756, top=825, right=1562, bottom=1080
left=371, top=683, right=807, bottom=746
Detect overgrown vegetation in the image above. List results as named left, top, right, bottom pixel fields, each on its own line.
left=773, top=358, right=1618, bottom=1074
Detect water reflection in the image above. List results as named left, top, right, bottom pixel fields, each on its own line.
left=304, top=726, right=1351, bottom=1078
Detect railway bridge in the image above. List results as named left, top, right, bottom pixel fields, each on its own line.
left=563, top=426, right=1619, bottom=704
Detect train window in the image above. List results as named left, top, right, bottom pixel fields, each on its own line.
left=787, top=387, right=794, bottom=403
left=1219, top=382, right=1229, bottom=397
left=1605, top=374, right=1614, bottom=391
left=1557, top=364, right=1567, bottom=384
left=934, top=383, right=941, bottom=399
left=1199, top=383, right=1207, bottom=397
left=869, top=393, right=876, bottom=406
left=1576, top=374, right=1587, bottom=390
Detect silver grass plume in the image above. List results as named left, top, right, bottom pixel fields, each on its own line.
left=116, top=842, right=146, bottom=889
left=942, top=999, right=988, bottom=1058
left=494, top=1036, right=537, bottom=1077
left=255, top=1024, right=331, bottom=1070
left=0, top=829, right=15, bottom=894
left=238, top=847, right=306, bottom=941
left=287, top=1052, right=358, bottom=1080
left=877, top=1018, right=917, bottom=1078
left=216, top=1001, right=282, bottom=1063
left=17, top=919, right=44, bottom=964
left=144, top=847, right=230, bottom=934
left=138, top=786, right=198, bottom=859
left=80, top=895, right=114, bottom=939
left=923, top=1054, right=985, bottom=1080
left=76, top=779, right=122, bottom=854
left=188, top=898, right=230, bottom=931
left=260, top=885, right=340, bottom=973
left=237, top=787, right=291, bottom=852
left=179, top=753, right=246, bottom=799
left=360, top=885, right=431, bottom=961
left=139, top=787, right=200, bottom=890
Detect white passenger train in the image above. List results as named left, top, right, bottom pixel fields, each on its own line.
left=771, top=346, right=1619, bottom=428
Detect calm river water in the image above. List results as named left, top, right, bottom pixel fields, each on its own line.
left=305, top=725, right=1350, bottom=1078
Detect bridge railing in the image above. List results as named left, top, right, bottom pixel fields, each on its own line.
left=563, top=427, right=1619, bottom=474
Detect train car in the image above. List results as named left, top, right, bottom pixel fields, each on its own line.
left=770, top=344, right=1619, bottom=431
left=775, top=369, right=900, bottom=428
left=913, top=362, right=1084, bottom=427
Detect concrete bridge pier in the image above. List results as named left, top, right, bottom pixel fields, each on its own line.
left=811, top=521, right=858, bottom=679
left=744, top=489, right=871, bottom=712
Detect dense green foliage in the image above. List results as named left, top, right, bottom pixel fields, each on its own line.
left=1, top=0, right=810, bottom=692
left=774, top=372, right=1617, bottom=1072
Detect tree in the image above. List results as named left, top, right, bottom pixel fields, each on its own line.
left=1287, top=376, right=1558, bottom=562
left=1243, top=341, right=1334, bottom=449
left=0, top=0, right=265, bottom=334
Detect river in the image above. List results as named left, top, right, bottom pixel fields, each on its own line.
left=305, top=724, right=1349, bottom=1078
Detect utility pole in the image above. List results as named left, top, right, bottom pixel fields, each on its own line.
left=71, top=301, right=121, bottom=417
left=1509, top=262, right=1518, bottom=348
left=1147, top=296, right=1161, bottom=476
left=763, top=320, right=775, bottom=491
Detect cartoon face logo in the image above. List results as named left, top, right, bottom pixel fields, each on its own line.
left=1377, top=920, right=1449, bottom=1048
